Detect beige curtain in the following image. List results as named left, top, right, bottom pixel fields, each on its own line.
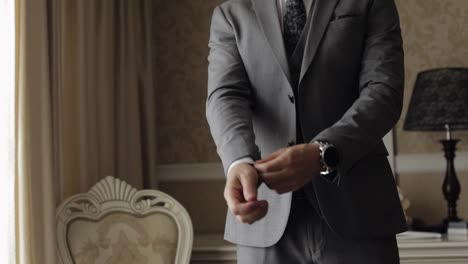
left=15, top=0, right=56, bottom=262
left=13, top=0, right=157, bottom=262
left=49, top=0, right=158, bottom=200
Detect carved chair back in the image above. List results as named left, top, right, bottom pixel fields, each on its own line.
left=56, top=176, right=193, bottom=264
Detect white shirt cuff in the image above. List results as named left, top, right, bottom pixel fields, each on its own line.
left=227, top=157, right=255, bottom=175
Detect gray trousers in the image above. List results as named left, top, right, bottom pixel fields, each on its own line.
left=237, top=191, right=400, bottom=264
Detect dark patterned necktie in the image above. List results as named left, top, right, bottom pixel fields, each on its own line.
left=283, top=0, right=307, bottom=59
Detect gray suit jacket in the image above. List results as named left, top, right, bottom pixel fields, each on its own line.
left=206, top=0, right=408, bottom=247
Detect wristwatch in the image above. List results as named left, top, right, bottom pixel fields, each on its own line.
left=314, top=141, right=340, bottom=176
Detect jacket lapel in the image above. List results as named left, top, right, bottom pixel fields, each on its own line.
left=251, top=0, right=292, bottom=86
left=300, top=0, right=340, bottom=83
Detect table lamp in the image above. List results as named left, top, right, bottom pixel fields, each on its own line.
left=404, top=68, right=468, bottom=229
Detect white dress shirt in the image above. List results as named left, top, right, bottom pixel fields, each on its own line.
left=227, top=0, right=313, bottom=176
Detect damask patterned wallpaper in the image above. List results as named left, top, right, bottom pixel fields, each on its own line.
left=153, top=0, right=223, bottom=164
left=395, top=0, right=468, bottom=154
left=153, top=0, right=468, bottom=164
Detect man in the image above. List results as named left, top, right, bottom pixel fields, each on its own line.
left=206, top=0, right=408, bottom=262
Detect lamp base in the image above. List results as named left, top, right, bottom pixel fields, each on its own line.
left=439, top=139, right=462, bottom=225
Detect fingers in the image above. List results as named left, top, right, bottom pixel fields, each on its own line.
left=239, top=171, right=258, bottom=202
left=224, top=184, right=245, bottom=210
left=255, top=147, right=286, bottom=164
left=236, top=200, right=268, bottom=224
left=225, top=188, right=268, bottom=224
left=259, top=169, right=288, bottom=185
left=259, top=169, right=294, bottom=194
left=224, top=164, right=268, bottom=224
left=254, top=154, right=287, bottom=173
left=226, top=163, right=258, bottom=202
left=231, top=200, right=264, bottom=215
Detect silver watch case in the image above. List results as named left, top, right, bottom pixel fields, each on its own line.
left=315, top=141, right=338, bottom=176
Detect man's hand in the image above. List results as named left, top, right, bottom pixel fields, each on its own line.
left=225, top=163, right=268, bottom=224
left=254, top=143, right=322, bottom=194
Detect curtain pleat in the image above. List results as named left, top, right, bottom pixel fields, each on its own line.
left=13, top=0, right=157, bottom=262
left=15, top=0, right=56, bottom=262
left=49, top=0, right=158, bottom=200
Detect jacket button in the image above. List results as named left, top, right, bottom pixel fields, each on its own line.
left=287, top=141, right=295, bottom=146
left=288, top=94, right=294, bottom=104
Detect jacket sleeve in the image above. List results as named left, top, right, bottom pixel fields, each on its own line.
left=206, top=6, right=261, bottom=177
left=311, top=0, right=404, bottom=185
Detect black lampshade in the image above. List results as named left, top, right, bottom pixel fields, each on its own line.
left=404, top=68, right=468, bottom=131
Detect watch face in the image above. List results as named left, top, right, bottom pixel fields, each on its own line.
left=324, top=146, right=340, bottom=168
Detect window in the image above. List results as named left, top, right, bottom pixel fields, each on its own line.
left=0, top=0, right=16, bottom=262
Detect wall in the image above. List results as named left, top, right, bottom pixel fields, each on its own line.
left=395, top=0, right=468, bottom=225
left=153, top=0, right=468, bottom=233
left=395, top=0, right=468, bottom=154
left=153, top=0, right=223, bottom=164
left=152, top=0, right=226, bottom=234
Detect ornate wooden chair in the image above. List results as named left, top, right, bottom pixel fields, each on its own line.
left=56, top=176, right=193, bottom=264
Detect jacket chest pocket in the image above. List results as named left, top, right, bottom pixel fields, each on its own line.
left=319, top=16, right=365, bottom=73
left=326, top=15, right=365, bottom=45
